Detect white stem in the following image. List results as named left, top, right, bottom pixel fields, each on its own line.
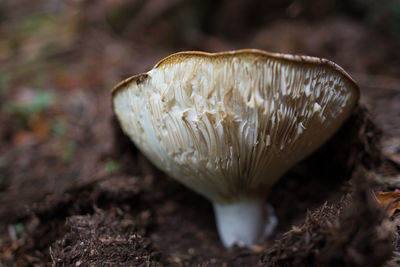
left=213, top=200, right=277, bottom=248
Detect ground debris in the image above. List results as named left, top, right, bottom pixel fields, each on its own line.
left=261, top=172, right=393, bottom=267
left=50, top=208, right=162, bottom=266
left=374, top=191, right=400, bottom=217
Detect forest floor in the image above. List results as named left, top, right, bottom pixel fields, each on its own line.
left=1, top=1, right=400, bottom=266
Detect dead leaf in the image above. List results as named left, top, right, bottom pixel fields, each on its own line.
left=374, top=191, right=400, bottom=216
left=251, top=244, right=265, bottom=253
left=29, top=114, right=50, bottom=140
left=389, top=153, right=400, bottom=166
left=12, top=130, right=33, bottom=146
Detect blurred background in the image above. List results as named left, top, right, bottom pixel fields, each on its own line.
left=3, top=0, right=400, bottom=188
left=1, top=0, right=400, bottom=264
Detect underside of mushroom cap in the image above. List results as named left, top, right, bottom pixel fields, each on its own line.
left=112, top=49, right=359, bottom=204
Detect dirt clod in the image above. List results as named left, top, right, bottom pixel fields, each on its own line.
left=50, top=208, right=162, bottom=266
left=262, top=172, right=393, bottom=267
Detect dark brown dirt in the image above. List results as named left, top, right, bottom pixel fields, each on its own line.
left=262, top=172, right=393, bottom=267
left=50, top=208, right=162, bottom=266
left=1, top=105, right=391, bottom=267
left=1, top=1, right=400, bottom=266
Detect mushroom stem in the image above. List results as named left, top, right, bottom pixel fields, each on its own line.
left=213, top=200, right=277, bottom=248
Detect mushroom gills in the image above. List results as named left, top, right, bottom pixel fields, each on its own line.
left=112, top=49, right=359, bottom=248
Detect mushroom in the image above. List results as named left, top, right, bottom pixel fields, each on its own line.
left=112, top=49, right=359, bottom=248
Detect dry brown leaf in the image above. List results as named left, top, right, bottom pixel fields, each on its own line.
left=251, top=244, right=265, bottom=253
left=29, top=114, right=50, bottom=140
left=374, top=191, right=400, bottom=216
left=12, top=130, right=33, bottom=146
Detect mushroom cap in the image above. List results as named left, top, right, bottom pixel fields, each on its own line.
left=112, top=49, right=359, bottom=204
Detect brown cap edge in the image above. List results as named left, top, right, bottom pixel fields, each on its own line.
left=111, top=49, right=360, bottom=108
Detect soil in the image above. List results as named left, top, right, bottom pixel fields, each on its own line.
left=1, top=1, right=400, bottom=266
